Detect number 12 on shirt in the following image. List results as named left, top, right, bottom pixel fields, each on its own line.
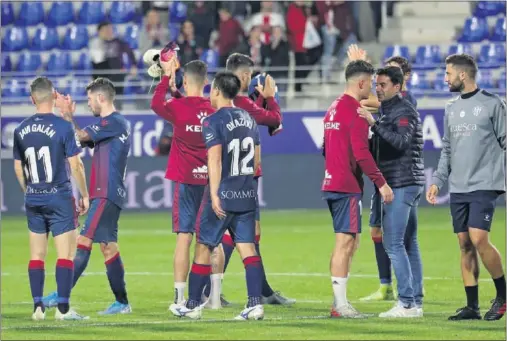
left=24, top=146, right=53, bottom=183
left=228, top=137, right=255, bottom=176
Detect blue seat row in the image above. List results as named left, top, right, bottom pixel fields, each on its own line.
left=1, top=1, right=188, bottom=27
left=458, top=16, right=506, bottom=42
left=384, top=43, right=506, bottom=70
left=2, top=24, right=141, bottom=52
left=472, top=1, right=506, bottom=18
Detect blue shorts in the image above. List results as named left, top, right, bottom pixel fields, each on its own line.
left=323, top=192, right=362, bottom=234
left=81, top=198, right=121, bottom=243
left=197, top=190, right=256, bottom=248
left=369, top=190, right=382, bottom=227
left=450, top=190, right=502, bottom=233
left=25, top=195, right=78, bottom=237
left=254, top=178, right=260, bottom=221
left=172, top=182, right=206, bottom=234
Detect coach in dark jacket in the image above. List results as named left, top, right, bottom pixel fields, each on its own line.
left=359, top=66, right=425, bottom=318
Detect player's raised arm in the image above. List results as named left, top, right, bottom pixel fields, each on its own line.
left=55, top=93, right=92, bottom=142
left=150, top=58, right=183, bottom=122
left=254, top=126, right=261, bottom=175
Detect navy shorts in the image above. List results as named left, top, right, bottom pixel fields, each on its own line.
left=197, top=189, right=256, bottom=248
left=450, top=190, right=502, bottom=233
left=172, top=182, right=206, bottom=234
left=324, top=192, right=362, bottom=234
left=81, top=198, right=121, bottom=243
left=369, top=189, right=382, bottom=227
left=26, top=195, right=78, bottom=237
left=254, top=178, right=260, bottom=221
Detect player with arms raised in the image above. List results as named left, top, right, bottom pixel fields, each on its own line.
left=322, top=61, right=393, bottom=318
left=151, top=58, right=216, bottom=306
left=43, top=78, right=132, bottom=315
left=170, top=71, right=265, bottom=321
left=13, top=77, right=89, bottom=321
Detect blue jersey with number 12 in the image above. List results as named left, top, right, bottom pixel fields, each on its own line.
left=13, top=113, right=82, bottom=204
left=202, top=107, right=260, bottom=212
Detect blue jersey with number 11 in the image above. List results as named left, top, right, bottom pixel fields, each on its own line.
left=13, top=113, right=82, bottom=204
left=202, top=107, right=260, bottom=212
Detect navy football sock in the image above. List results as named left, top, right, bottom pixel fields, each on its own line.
left=56, top=259, right=74, bottom=314
left=255, top=238, right=274, bottom=297
left=244, top=255, right=263, bottom=308
left=373, top=236, right=392, bottom=285
left=105, top=253, right=129, bottom=305
left=222, top=234, right=235, bottom=273
left=28, top=260, right=45, bottom=312
left=203, top=277, right=211, bottom=298
left=186, top=263, right=211, bottom=309
left=72, top=244, right=91, bottom=288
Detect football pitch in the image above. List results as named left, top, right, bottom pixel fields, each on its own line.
left=1, top=207, right=506, bottom=340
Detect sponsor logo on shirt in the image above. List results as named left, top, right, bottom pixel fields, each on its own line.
left=220, top=189, right=256, bottom=200
left=325, top=170, right=332, bottom=179
left=26, top=186, right=58, bottom=195
left=192, top=165, right=208, bottom=180
left=450, top=123, right=477, bottom=137
left=117, top=188, right=126, bottom=198
left=197, top=112, right=208, bottom=124
left=90, top=125, right=100, bottom=133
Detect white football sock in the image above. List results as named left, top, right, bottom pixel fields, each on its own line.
left=331, top=277, right=348, bottom=308
left=210, top=274, right=222, bottom=309
left=174, top=282, right=186, bottom=304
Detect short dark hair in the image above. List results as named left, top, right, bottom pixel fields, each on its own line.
left=345, top=60, right=375, bottom=81
left=385, top=56, right=412, bottom=75
left=376, top=66, right=404, bottom=87
left=30, top=77, right=54, bottom=102
left=97, top=21, right=111, bottom=31
left=445, top=53, right=478, bottom=80
left=183, top=60, right=208, bottom=84
left=225, top=53, right=254, bottom=72
left=86, top=77, right=116, bottom=100
left=212, top=71, right=241, bottom=99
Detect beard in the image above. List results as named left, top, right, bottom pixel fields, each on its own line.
left=448, top=79, right=464, bottom=92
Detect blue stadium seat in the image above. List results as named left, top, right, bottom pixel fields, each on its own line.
left=447, top=44, right=474, bottom=57
left=458, top=16, right=489, bottom=42
left=124, top=24, right=140, bottom=50
left=109, top=1, right=136, bottom=24
left=47, top=2, right=75, bottom=27
left=46, top=52, right=72, bottom=77
left=2, top=79, right=27, bottom=100
left=1, top=2, right=15, bottom=26
left=473, top=1, right=506, bottom=17
left=2, top=54, right=12, bottom=72
left=16, top=52, right=42, bottom=77
left=407, top=71, right=432, bottom=98
left=66, top=78, right=89, bottom=101
left=382, top=45, right=410, bottom=63
left=478, top=43, right=506, bottom=69
left=123, top=77, right=142, bottom=101
left=170, top=1, right=187, bottom=23
left=168, top=23, right=181, bottom=41
left=432, top=72, right=454, bottom=98
left=490, top=16, right=506, bottom=42
left=75, top=52, right=92, bottom=75
left=77, top=2, right=106, bottom=25
left=498, top=71, right=506, bottom=90
left=61, top=25, right=89, bottom=50
left=199, top=49, right=219, bottom=71
left=477, top=70, right=496, bottom=89
left=2, top=26, right=29, bottom=51
left=413, top=45, right=442, bottom=71
left=16, top=1, right=44, bottom=26
left=32, top=27, right=60, bottom=51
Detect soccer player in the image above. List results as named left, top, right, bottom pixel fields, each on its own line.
left=347, top=44, right=420, bottom=302
left=150, top=58, right=216, bottom=306
left=13, top=77, right=89, bottom=321
left=215, top=53, right=295, bottom=306
left=322, top=60, right=393, bottom=318
left=427, top=54, right=506, bottom=321
left=170, top=71, right=265, bottom=321
left=42, top=78, right=132, bottom=315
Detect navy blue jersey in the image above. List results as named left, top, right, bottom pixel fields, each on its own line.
left=83, top=112, right=131, bottom=209
left=13, top=113, right=82, bottom=203
left=402, top=90, right=418, bottom=108
left=202, top=107, right=260, bottom=212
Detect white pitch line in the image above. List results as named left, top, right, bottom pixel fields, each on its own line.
left=0, top=271, right=491, bottom=282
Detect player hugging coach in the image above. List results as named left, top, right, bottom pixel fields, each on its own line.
left=358, top=66, right=425, bottom=318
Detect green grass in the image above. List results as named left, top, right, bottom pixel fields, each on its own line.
left=1, top=208, right=506, bottom=340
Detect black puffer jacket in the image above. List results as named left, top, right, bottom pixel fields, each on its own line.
left=370, top=94, right=425, bottom=188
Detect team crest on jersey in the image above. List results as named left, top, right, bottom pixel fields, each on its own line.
left=459, top=110, right=466, bottom=118
left=101, top=119, right=108, bottom=126
left=473, top=106, right=482, bottom=116
left=197, top=112, right=208, bottom=124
